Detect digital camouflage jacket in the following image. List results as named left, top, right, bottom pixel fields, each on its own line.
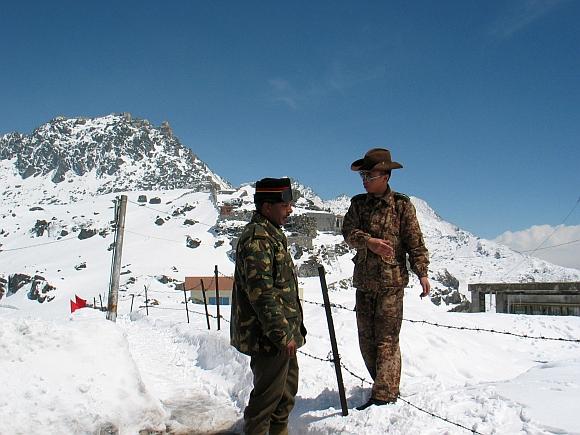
left=230, top=212, right=306, bottom=356
left=342, top=187, right=429, bottom=291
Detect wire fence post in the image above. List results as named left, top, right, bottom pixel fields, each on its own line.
left=201, top=279, right=211, bottom=330
left=318, top=265, right=349, bottom=416
left=215, top=265, right=221, bottom=331
left=144, top=285, right=149, bottom=316
left=183, top=289, right=190, bottom=324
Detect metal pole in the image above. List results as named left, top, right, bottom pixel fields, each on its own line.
left=214, top=265, right=221, bottom=331
left=183, top=289, right=190, bottom=323
left=107, top=194, right=128, bottom=322
left=201, top=279, right=211, bottom=330
left=144, top=285, right=149, bottom=316
left=318, top=265, right=348, bottom=416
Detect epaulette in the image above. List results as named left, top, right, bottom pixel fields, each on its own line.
left=393, top=192, right=410, bottom=201
left=252, top=224, right=269, bottom=240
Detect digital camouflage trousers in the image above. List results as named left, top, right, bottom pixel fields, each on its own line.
left=355, top=287, right=404, bottom=401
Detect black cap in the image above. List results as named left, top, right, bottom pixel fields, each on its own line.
left=254, top=177, right=293, bottom=204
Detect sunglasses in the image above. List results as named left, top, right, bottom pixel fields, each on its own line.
left=358, top=171, right=387, bottom=182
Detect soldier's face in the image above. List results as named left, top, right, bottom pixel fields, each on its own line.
left=263, top=201, right=293, bottom=226
left=362, top=171, right=389, bottom=194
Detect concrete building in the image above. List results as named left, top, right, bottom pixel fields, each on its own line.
left=469, top=282, right=580, bottom=316
left=304, top=212, right=343, bottom=233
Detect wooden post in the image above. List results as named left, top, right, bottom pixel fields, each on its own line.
left=214, top=265, right=221, bottom=331
left=201, top=279, right=211, bottom=330
left=99, top=294, right=104, bottom=311
left=106, top=195, right=128, bottom=322
left=130, top=294, right=135, bottom=313
left=318, top=265, right=349, bottom=416
left=183, top=289, right=190, bottom=323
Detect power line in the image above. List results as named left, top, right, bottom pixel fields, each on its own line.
left=517, top=238, right=580, bottom=253
left=0, top=235, right=78, bottom=252
left=503, top=196, right=580, bottom=278
left=126, top=199, right=216, bottom=228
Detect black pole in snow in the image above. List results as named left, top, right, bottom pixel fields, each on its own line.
left=318, top=265, right=349, bottom=416
left=201, top=279, right=211, bottom=330
left=215, top=265, right=221, bottom=331
left=183, top=289, right=190, bottom=323
left=144, top=285, right=149, bottom=316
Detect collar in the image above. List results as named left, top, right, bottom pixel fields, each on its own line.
left=251, top=211, right=286, bottom=241
left=364, top=185, right=394, bottom=205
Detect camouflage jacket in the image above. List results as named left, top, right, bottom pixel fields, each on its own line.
left=342, top=187, right=429, bottom=291
left=230, top=212, right=306, bottom=356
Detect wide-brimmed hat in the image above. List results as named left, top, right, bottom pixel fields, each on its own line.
left=254, top=177, right=293, bottom=204
left=350, top=148, right=403, bottom=171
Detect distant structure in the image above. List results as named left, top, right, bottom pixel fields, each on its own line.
left=184, top=276, right=233, bottom=305
left=469, top=282, right=580, bottom=316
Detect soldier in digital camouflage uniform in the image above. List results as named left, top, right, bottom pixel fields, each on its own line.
left=342, top=148, right=430, bottom=411
left=231, top=177, right=307, bottom=435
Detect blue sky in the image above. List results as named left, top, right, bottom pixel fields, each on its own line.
left=1, top=0, right=579, bottom=239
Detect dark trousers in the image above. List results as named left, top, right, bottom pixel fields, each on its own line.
left=243, top=353, right=299, bottom=435
left=356, top=287, right=403, bottom=401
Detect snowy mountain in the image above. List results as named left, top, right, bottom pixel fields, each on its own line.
left=0, top=113, right=230, bottom=204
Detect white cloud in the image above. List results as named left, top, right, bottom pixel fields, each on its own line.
left=495, top=224, right=580, bottom=270
left=268, top=62, right=385, bottom=109
left=489, top=0, right=564, bottom=39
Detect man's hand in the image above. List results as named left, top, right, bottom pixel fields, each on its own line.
left=419, top=276, right=431, bottom=298
left=285, top=339, right=297, bottom=358
left=366, top=237, right=394, bottom=258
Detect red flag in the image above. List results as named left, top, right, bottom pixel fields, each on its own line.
left=75, top=295, right=87, bottom=308
left=70, top=299, right=79, bottom=313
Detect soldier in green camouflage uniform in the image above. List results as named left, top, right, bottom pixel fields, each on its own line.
left=231, top=177, right=307, bottom=435
left=342, top=148, right=430, bottom=411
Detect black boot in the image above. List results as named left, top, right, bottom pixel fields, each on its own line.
left=355, top=397, right=396, bottom=411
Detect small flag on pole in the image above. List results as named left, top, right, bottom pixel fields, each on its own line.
left=70, top=299, right=79, bottom=313
left=75, top=295, right=87, bottom=308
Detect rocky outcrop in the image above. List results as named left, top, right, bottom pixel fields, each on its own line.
left=4, top=273, right=56, bottom=303
left=0, top=114, right=231, bottom=197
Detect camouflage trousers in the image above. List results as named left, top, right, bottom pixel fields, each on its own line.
left=355, top=287, right=404, bottom=401
left=243, top=353, right=299, bottom=435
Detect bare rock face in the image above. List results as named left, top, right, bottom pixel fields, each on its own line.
left=434, top=268, right=459, bottom=290
left=32, top=219, right=50, bottom=237
left=298, top=257, right=320, bottom=277
left=0, top=113, right=231, bottom=197
left=78, top=228, right=97, bottom=239
left=186, top=236, right=201, bottom=249
left=0, top=275, right=7, bottom=301
left=4, top=273, right=56, bottom=303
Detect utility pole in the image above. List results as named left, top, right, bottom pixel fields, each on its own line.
left=106, top=195, right=128, bottom=322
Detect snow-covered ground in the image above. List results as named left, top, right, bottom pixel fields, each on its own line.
left=2, top=276, right=579, bottom=434
left=1, top=187, right=580, bottom=434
